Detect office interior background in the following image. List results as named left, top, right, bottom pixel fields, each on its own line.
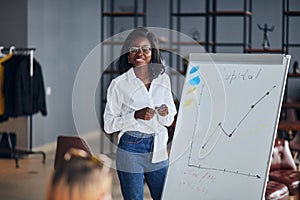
left=1, top=0, right=300, bottom=199
left=0, top=0, right=299, bottom=149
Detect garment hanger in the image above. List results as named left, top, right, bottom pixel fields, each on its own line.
left=0, top=46, right=5, bottom=58
left=9, top=46, right=15, bottom=54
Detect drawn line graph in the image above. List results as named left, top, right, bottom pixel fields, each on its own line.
left=219, top=85, right=276, bottom=138
left=186, top=85, right=277, bottom=179
left=201, top=85, right=276, bottom=150
left=188, top=126, right=262, bottom=179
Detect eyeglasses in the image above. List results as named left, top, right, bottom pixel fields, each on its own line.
left=128, top=46, right=152, bottom=54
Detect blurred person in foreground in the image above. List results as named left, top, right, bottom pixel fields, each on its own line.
left=45, top=148, right=112, bottom=200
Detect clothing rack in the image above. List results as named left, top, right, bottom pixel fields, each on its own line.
left=0, top=46, right=46, bottom=168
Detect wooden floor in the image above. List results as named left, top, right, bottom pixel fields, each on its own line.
left=0, top=142, right=299, bottom=200
left=0, top=149, right=152, bottom=200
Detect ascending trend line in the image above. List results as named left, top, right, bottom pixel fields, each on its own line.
left=219, top=85, right=276, bottom=138
left=186, top=85, right=277, bottom=179
left=202, top=85, right=276, bottom=150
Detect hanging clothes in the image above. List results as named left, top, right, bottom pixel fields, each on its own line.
left=0, top=54, right=13, bottom=122
left=0, top=54, right=13, bottom=115
left=15, top=55, right=47, bottom=116
left=0, top=54, right=47, bottom=120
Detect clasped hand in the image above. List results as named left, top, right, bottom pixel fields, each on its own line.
left=134, top=104, right=168, bottom=120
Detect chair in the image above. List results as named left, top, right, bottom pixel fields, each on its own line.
left=278, top=106, right=300, bottom=171
left=289, top=131, right=300, bottom=171
left=265, top=180, right=289, bottom=200
left=284, top=107, right=300, bottom=171
left=54, top=135, right=92, bottom=170
left=278, top=107, right=300, bottom=139
left=268, top=138, right=299, bottom=197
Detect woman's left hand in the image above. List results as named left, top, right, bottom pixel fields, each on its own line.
left=155, top=104, right=169, bottom=117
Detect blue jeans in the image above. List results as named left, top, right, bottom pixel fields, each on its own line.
left=116, top=131, right=168, bottom=200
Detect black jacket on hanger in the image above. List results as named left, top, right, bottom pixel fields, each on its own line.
left=2, top=54, right=47, bottom=118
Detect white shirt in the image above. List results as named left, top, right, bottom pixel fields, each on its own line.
left=103, top=67, right=177, bottom=163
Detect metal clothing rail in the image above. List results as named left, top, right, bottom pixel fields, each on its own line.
left=0, top=46, right=45, bottom=168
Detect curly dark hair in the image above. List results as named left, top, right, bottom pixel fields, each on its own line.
left=116, top=27, right=165, bottom=78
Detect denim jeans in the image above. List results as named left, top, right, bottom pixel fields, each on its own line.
left=116, top=131, right=168, bottom=200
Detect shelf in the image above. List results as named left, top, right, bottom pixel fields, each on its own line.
left=245, top=48, right=285, bottom=53
left=288, top=73, right=300, bottom=78
left=170, top=0, right=210, bottom=52
left=213, top=42, right=248, bottom=47
left=100, top=0, right=147, bottom=154
left=211, top=0, right=252, bottom=53
left=210, top=10, right=252, bottom=16
left=283, top=44, right=300, bottom=47
left=283, top=102, right=300, bottom=109
left=102, top=12, right=145, bottom=17
left=284, top=11, right=300, bottom=16
left=278, top=120, right=300, bottom=131
left=282, top=0, right=300, bottom=54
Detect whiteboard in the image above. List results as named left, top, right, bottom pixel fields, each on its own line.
left=162, top=53, right=290, bottom=200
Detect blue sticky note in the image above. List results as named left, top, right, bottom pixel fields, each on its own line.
left=189, top=76, right=200, bottom=86
left=189, top=66, right=199, bottom=74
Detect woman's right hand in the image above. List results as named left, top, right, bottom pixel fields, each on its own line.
left=134, top=107, right=155, bottom=120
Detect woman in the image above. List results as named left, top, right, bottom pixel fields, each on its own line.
left=103, top=27, right=177, bottom=200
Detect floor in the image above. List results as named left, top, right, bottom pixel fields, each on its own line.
left=2, top=133, right=298, bottom=200
left=0, top=149, right=152, bottom=200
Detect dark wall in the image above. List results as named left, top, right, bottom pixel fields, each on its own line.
left=0, top=0, right=27, bottom=47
